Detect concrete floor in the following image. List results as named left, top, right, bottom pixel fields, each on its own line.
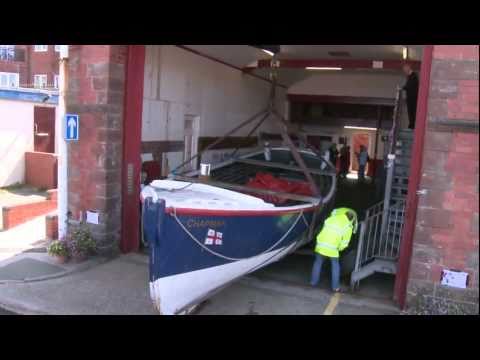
left=0, top=252, right=399, bottom=315
left=252, top=253, right=395, bottom=301
left=197, top=268, right=398, bottom=315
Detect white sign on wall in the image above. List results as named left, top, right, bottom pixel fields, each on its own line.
left=440, top=269, right=469, bottom=289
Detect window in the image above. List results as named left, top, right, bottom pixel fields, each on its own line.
left=34, top=45, right=48, bottom=52
left=54, top=74, right=59, bottom=89
left=0, top=72, right=19, bottom=88
left=34, top=74, right=48, bottom=88
left=55, top=45, right=61, bottom=52
left=0, top=45, right=15, bottom=60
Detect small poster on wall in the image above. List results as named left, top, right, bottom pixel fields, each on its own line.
left=440, top=269, right=469, bottom=289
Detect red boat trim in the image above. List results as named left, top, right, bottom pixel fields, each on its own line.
left=165, top=205, right=318, bottom=217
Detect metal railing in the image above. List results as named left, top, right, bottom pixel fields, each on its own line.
left=388, top=86, right=403, bottom=155
left=353, top=199, right=406, bottom=273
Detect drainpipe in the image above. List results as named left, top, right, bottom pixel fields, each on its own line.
left=57, top=45, right=69, bottom=239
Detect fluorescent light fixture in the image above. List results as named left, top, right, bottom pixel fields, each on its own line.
left=261, top=49, right=274, bottom=57
left=402, top=46, right=408, bottom=60
left=306, top=67, right=342, bottom=71
left=344, top=126, right=378, bottom=131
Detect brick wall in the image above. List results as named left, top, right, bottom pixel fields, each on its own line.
left=0, top=45, right=59, bottom=87
left=25, top=151, right=58, bottom=189
left=0, top=45, right=29, bottom=85
left=46, top=213, right=58, bottom=240
left=406, top=45, right=479, bottom=313
left=28, top=46, right=59, bottom=87
left=66, top=45, right=127, bottom=255
left=2, top=189, right=57, bottom=230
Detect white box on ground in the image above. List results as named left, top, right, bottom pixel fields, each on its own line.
left=440, top=269, right=469, bottom=289
left=86, top=210, right=99, bottom=225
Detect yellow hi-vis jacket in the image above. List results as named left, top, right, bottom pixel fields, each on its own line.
left=315, top=213, right=354, bottom=258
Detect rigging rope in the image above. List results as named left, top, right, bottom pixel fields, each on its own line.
left=171, top=207, right=305, bottom=262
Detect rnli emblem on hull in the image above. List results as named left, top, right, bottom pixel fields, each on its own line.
left=205, top=229, right=223, bottom=245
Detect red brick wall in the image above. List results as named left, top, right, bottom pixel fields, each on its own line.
left=28, top=46, right=59, bottom=87
left=25, top=151, right=58, bottom=190
left=66, top=45, right=127, bottom=255
left=407, top=45, right=479, bottom=313
left=46, top=213, right=58, bottom=240
left=0, top=45, right=30, bottom=85
left=0, top=45, right=59, bottom=87
left=2, top=189, right=57, bottom=230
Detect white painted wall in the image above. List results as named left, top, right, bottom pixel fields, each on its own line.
left=142, top=45, right=286, bottom=143
left=0, top=99, right=57, bottom=187
left=0, top=99, right=35, bottom=187
left=288, top=71, right=405, bottom=99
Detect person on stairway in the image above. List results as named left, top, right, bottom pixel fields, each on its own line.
left=402, top=63, right=419, bottom=130
left=310, top=208, right=357, bottom=292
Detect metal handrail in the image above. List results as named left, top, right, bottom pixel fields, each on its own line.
left=365, top=200, right=384, bottom=219
left=388, top=86, right=403, bottom=155
left=353, top=199, right=406, bottom=276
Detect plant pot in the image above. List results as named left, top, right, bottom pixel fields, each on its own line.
left=52, top=255, right=68, bottom=264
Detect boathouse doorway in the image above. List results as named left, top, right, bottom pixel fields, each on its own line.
left=120, top=45, right=430, bottom=310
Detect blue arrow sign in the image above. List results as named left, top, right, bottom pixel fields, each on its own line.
left=65, top=114, right=79, bottom=141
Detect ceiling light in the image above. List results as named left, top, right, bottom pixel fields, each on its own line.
left=306, top=67, right=342, bottom=71
left=344, top=126, right=378, bottom=131
left=402, top=47, right=408, bottom=60
left=261, top=49, right=274, bottom=57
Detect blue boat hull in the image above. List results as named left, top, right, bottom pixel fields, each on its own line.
left=143, top=198, right=316, bottom=314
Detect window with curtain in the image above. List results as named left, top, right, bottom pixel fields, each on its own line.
left=0, top=45, right=15, bottom=60
left=34, top=45, right=48, bottom=52
left=0, top=72, right=19, bottom=88
left=34, top=74, right=48, bottom=88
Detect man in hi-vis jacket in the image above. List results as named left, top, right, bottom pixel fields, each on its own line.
left=310, top=208, right=358, bottom=292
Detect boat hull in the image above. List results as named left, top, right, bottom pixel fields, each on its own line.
left=143, top=198, right=316, bottom=315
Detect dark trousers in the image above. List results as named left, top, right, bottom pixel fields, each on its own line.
left=407, top=100, right=417, bottom=130
left=358, top=164, right=366, bottom=181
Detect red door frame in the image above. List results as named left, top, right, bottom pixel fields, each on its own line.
left=393, top=45, right=434, bottom=308
left=34, top=106, right=56, bottom=153
left=120, top=45, right=146, bottom=253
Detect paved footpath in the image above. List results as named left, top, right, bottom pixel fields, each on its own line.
left=0, top=253, right=400, bottom=315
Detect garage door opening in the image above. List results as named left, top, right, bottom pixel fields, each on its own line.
left=122, top=45, right=429, bottom=311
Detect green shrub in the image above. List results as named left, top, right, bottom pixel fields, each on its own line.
left=47, top=240, right=69, bottom=257
left=69, top=224, right=96, bottom=259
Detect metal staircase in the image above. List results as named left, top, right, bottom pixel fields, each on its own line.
left=351, top=87, right=413, bottom=290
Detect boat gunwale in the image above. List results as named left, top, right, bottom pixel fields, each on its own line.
left=165, top=203, right=319, bottom=217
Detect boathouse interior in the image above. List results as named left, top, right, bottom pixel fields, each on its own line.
left=137, top=45, right=424, bottom=304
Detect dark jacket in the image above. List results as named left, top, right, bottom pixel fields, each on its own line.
left=403, top=72, right=419, bottom=104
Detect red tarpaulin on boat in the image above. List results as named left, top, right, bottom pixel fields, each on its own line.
left=245, top=172, right=313, bottom=205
